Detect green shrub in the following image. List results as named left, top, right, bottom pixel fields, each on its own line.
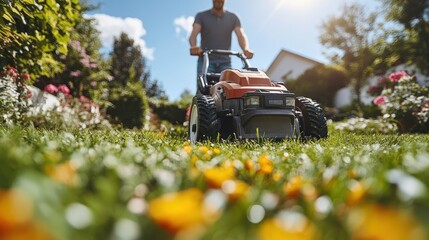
left=149, top=98, right=188, bottom=126
left=286, top=65, right=348, bottom=107
left=107, top=82, right=149, bottom=129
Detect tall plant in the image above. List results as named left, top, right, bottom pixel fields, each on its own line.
left=0, top=0, right=81, bottom=80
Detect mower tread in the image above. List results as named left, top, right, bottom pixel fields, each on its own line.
left=196, top=95, right=220, bottom=140
left=296, top=96, right=328, bottom=140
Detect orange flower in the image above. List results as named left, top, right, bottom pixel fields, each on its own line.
left=348, top=169, right=357, bottom=179
left=203, top=166, right=235, bottom=188
left=348, top=203, right=426, bottom=240
left=346, top=181, right=366, bottom=206
left=258, top=154, right=273, bottom=175
left=45, top=161, right=78, bottom=186
left=258, top=216, right=318, bottom=240
left=0, top=222, right=53, bottom=240
left=0, top=189, right=33, bottom=234
left=244, top=160, right=254, bottom=172
left=283, top=175, right=304, bottom=198
left=147, top=188, right=212, bottom=234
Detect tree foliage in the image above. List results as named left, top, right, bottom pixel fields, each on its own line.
left=109, top=33, right=147, bottom=87
left=320, top=3, right=383, bottom=106
left=286, top=65, right=349, bottom=107
left=0, top=0, right=81, bottom=80
left=381, top=0, right=429, bottom=74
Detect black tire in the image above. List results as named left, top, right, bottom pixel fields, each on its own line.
left=295, top=96, right=328, bottom=140
left=188, top=95, right=220, bottom=143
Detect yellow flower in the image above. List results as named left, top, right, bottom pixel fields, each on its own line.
left=346, top=181, right=366, bottom=206
left=272, top=172, right=283, bottom=182
left=213, top=148, right=221, bottom=155
left=258, top=154, right=273, bottom=175
left=183, top=145, right=192, bottom=154
left=45, top=161, right=78, bottom=186
left=348, top=203, right=426, bottom=240
left=203, top=167, right=235, bottom=188
left=0, top=189, right=34, bottom=234
left=198, top=146, right=209, bottom=154
left=258, top=217, right=318, bottom=240
left=222, top=180, right=249, bottom=201
left=148, top=188, right=212, bottom=234
left=283, top=175, right=304, bottom=198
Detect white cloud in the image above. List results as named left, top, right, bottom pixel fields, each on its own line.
left=86, top=14, right=154, bottom=60
left=173, top=16, right=194, bottom=38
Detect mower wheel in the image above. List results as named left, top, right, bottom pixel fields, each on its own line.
left=188, top=95, right=220, bottom=143
left=295, top=96, right=328, bottom=140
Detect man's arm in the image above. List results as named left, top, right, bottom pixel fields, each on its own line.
left=234, top=27, right=253, bottom=59
left=189, top=23, right=202, bottom=56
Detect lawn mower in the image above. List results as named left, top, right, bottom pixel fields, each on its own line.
left=188, top=49, right=327, bottom=143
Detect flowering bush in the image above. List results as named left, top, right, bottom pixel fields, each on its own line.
left=373, top=71, right=429, bottom=133
left=0, top=66, right=32, bottom=125
left=331, top=118, right=398, bottom=134
left=28, top=85, right=111, bottom=130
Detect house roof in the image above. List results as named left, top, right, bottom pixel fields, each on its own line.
left=266, top=49, right=322, bottom=76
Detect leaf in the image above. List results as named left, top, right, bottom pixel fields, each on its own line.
left=2, top=11, right=15, bottom=24
left=20, top=0, right=34, bottom=4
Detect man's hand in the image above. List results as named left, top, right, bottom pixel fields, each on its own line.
left=190, top=46, right=202, bottom=56
left=244, top=49, right=254, bottom=59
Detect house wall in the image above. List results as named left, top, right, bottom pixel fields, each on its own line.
left=267, top=54, right=319, bottom=83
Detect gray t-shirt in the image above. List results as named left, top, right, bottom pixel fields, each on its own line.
left=195, top=9, right=241, bottom=59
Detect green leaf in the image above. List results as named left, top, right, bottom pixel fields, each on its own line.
left=2, top=11, right=16, bottom=23
left=20, top=0, right=34, bottom=4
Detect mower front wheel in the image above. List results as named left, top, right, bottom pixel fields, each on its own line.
left=188, top=95, right=220, bottom=143
left=295, top=96, right=328, bottom=140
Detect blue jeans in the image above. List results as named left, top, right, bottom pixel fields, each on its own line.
left=197, top=57, right=232, bottom=75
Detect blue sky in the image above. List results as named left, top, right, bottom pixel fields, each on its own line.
left=89, top=0, right=380, bottom=100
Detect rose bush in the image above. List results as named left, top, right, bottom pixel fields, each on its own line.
left=373, top=71, right=429, bottom=133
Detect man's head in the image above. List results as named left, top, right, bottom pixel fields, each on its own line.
left=212, top=0, right=225, bottom=11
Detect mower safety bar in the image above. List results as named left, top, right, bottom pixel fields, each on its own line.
left=201, top=49, right=251, bottom=70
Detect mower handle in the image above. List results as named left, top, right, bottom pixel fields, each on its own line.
left=200, top=49, right=252, bottom=70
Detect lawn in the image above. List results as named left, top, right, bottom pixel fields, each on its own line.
left=1, top=125, right=429, bottom=240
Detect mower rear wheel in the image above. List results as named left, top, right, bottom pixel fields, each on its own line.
left=188, top=95, right=220, bottom=143
left=295, top=96, right=328, bottom=140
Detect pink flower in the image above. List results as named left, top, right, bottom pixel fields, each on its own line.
left=373, top=95, right=388, bottom=106
left=70, top=70, right=82, bottom=77
left=44, top=84, right=58, bottom=94
left=90, top=81, right=97, bottom=87
left=6, top=66, right=18, bottom=78
left=57, top=84, right=70, bottom=95
left=25, top=88, right=33, bottom=99
left=79, top=96, right=91, bottom=103
left=389, top=71, right=408, bottom=82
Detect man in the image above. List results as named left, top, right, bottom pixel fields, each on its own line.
left=189, top=0, right=254, bottom=75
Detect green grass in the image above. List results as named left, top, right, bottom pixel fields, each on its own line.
left=1, top=125, right=429, bottom=240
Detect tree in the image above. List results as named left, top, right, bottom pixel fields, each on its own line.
left=110, top=33, right=147, bottom=87
left=143, top=78, right=168, bottom=100
left=320, top=3, right=383, bottom=107
left=0, top=0, right=81, bottom=80
left=380, top=0, right=429, bottom=74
